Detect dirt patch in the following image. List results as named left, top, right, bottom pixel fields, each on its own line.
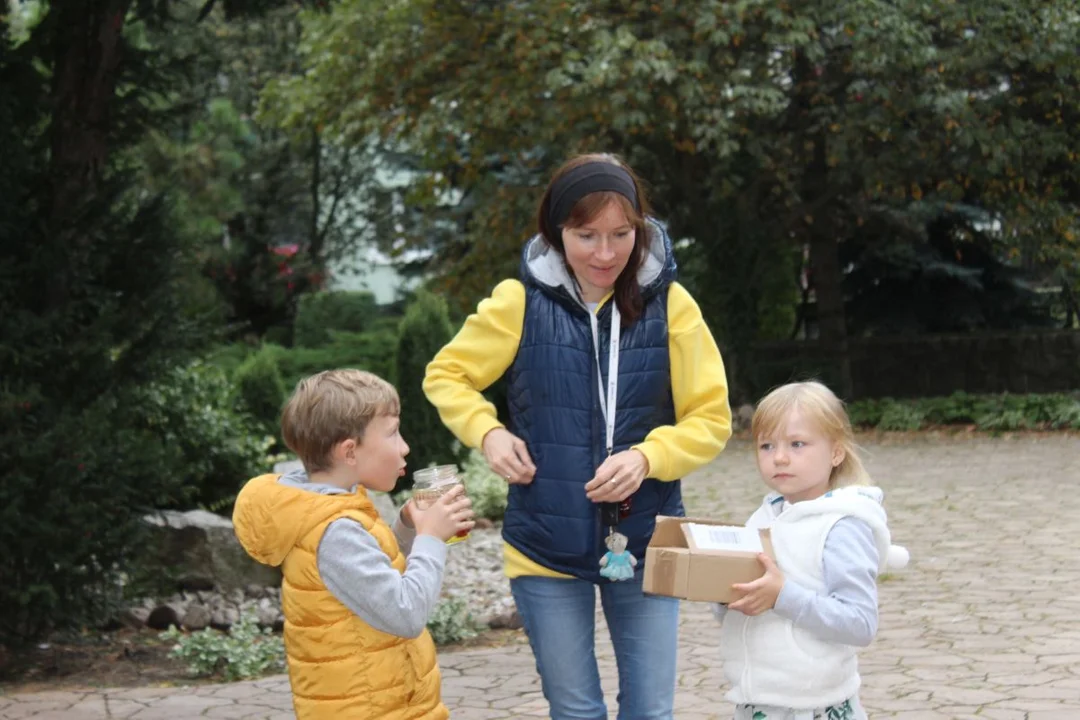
left=0, top=626, right=526, bottom=695
left=0, top=629, right=194, bottom=694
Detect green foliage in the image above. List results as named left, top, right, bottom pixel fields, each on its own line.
left=0, top=362, right=273, bottom=645
left=1, top=389, right=181, bottom=646
left=394, top=292, right=458, bottom=489
left=876, top=404, right=927, bottom=432
left=425, top=597, right=480, bottom=646
left=137, top=362, right=276, bottom=510
left=263, top=0, right=1080, bottom=399
left=234, top=347, right=288, bottom=431
left=161, top=612, right=286, bottom=681
left=268, top=320, right=400, bottom=391
left=135, top=2, right=381, bottom=341
left=0, top=2, right=233, bottom=644
left=848, top=392, right=1080, bottom=431
left=205, top=342, right=258, bottom=376
left=843, top=203, right=1057, bottom=334
left=294, top=290, right=380, bottom=348
left=459, top=450, right=508, bottom=522
left=846, top=398, right=886, bottom=429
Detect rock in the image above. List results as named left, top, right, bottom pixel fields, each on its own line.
left=118, top=607, right=150, bottom=630
left=146, top=603, right=186, bottom=631
left=179, top=575, right=215, bottom=592
left=124, top=504, right=519, bottom=639
left=211, top=607, right=240, bottom=631
left=141, top=509, right=281, bottom=592
left=734, top=403, right=755, bottom=431
left=256, top=604, right=280, bottom=629
left=487, top=610, right=523, bottom=630
left=474, top=517, right=495, bottom=530
left=181, top=605, right=212, bottom=631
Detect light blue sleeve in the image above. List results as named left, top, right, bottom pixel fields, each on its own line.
left=772, top=517, right=880, bottom=646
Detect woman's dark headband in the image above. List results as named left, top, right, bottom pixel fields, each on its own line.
left=547, top=162, right=640, bottom=230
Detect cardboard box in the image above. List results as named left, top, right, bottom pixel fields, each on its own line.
left=642, top=516, right=774, bottom=604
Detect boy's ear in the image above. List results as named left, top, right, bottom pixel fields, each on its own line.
left=338, top=438, right=359, bottom=465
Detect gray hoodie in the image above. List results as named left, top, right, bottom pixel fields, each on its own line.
left=277, top=468, right=447, bottom=638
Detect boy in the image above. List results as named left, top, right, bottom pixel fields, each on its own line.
left=233, top=369, right=474, bottom=720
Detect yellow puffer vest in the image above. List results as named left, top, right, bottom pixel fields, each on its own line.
left=233, top=474, right=447, bottom=720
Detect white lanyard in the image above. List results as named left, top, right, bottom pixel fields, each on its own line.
left=588, top=302, right=620, bottom=456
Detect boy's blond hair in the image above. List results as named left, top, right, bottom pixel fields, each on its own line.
left=751, top=380, right=869, bottom=489
left=280, top=369, right=400, bottom=473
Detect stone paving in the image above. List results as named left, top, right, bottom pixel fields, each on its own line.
left=2, top=434, right=1078, bottom=719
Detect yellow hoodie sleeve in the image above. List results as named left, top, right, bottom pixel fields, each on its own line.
left=632, top=282, right=732, bottom=481
left=422, top=279, right=526, bottom=450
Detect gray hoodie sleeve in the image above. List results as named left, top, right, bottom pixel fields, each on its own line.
left=317, top=518, right=447, bottom=638
left=773, top=517, right=880, bottom=646
left=391, top=509, right=418, bottom=556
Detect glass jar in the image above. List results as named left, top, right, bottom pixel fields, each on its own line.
left=412, top=464, right=469, bottom=544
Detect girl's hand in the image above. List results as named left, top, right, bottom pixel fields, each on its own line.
left=482, top=428, right=536, bottom=485
left=584, top=449, right=649, bottom=503
left=729, top=554, right=784, bottom=616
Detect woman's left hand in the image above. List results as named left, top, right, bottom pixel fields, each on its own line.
left=585, top=449, right=650, bottom=503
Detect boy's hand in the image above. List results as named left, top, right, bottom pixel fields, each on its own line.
left=728, top=554, right=784, bottom=616
left=411, top=485, right=475, bottom=542
left=400, top=499, right=416, bottom=529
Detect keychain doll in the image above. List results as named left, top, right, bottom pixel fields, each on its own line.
left=599, top=530, right=637, bottom=581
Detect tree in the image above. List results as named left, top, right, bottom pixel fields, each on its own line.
left=266, top=0, right=1079, bottom=399
left=137, top=0, right=381, bottom=339
left=393, top=292, right=458, bottom=490
left=842, top=202, right=1058, bottom=335
left=0, top=0, right=214, bottom=643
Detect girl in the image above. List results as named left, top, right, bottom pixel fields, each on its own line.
left=714, top=381, right=909, bottom=720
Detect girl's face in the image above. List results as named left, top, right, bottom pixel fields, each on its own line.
left=755, top=408, right=845, bottom=504
left=561, top=200, right=637, bottom=303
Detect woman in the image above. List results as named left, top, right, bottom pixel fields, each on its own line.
left=423, top=153, right=732, bottom=719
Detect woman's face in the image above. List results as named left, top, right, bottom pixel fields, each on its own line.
left=560, top=200, right=637, bottom=303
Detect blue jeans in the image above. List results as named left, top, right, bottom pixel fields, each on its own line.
left=510, top=574, right=680, bottom=720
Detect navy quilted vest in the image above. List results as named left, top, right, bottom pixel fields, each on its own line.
left=502, top=220, right=684, bottom=582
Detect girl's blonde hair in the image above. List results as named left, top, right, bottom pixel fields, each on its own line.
left=751, top=381, right=869, bottom=488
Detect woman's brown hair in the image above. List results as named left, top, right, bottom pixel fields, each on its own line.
left=536, top=153, right=653, bottom=325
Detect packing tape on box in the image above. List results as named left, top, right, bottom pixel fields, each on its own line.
left=649, top=549, right=678, bottom=593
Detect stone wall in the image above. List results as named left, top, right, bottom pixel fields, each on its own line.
left=749, top=330, right=1080, bottom=399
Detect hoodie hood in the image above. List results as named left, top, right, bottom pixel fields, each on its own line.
left=754, top=486, right=910, bottom=572
left=232, top=470, right=374, bottom=567
left=520, top=217, right=677, bottom=312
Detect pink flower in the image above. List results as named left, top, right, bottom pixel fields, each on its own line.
left=270, top=244, right=300, bottom=258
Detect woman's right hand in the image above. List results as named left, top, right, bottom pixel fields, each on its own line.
left=482, top=428, right=536, bottom=485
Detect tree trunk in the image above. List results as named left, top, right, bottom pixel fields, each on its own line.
left=46, top=0, right=133, bottom=309
left=794, top=50, right=853, bottom=398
